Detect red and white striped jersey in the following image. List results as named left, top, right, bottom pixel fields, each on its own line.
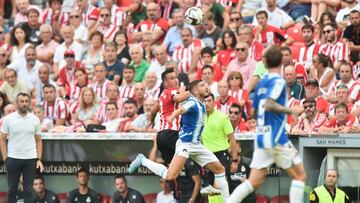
left=249, top=40, right=263, bottom=61
left=119, top=84, right=135, bottom=100
left=68, top=83, right=85, bottom=103
left=172, top=39, right=204, bottom=73
left=111, top=5, right=126, bottom=26
left=298, top=42, right=320, bottom=70
left=82, top=5, right=99, bottom=26
left=98, top=24, right=119, bottom=42
left=96, top=98, right=124, bottom=123
left=325, top=115, right=356, bottom=128
left=0, top=41, right=10, bottom=52
left=287, top=97, right=301, bottom=108
left=89, top=79, right=111, bottom=100
left=42, top=97, right=69, bottom=123
left=256, top=25, right=288, bottom=48
left=215, top=96, right=240, bottom=115
left=319, top=40, right=350, bottom=64
left=135, top=18, right=169, bottom=43
left=329, top=79, right=360, bottom=101
left=158, top=87, right=181, bottom=131
left=41, top=9, right=69, bottom=27
left=144, top=85, right=161, bottom=100
left=69, top=100, right=80, bottom=114
left=297, top=112, right=327, bottom=132
left=327, top=102, right=353, bottom=117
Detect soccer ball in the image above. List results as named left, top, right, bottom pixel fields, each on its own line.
left=185, top=7, right=204, bottom=26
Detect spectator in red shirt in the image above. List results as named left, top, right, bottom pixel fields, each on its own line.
left=227, top=71, right=250, bottom=116
left=217, top=30, right=236, bottom=71
left=238, top=25, right=263, bottom=62
left=119, top=99, right=139, bottom=132
left=228, top=103, right=248, bottom=132
left=196, top=47, right=223, bottom=81
left=319, top=102, right=356, bottom=133
left=42, top=84, right=69, bottom=126
left=254, top=10, right=293, bottom=48
left=215, top=80, right=240, bottom=115
left=57, top=49, right=84, bottom=98
left=327, top=84, right=353, bottom=117
left=68, top=68, right=88, bottom=103
left=303, top=79, right=330, bottom=114
left=292, top=97, right=327, bottom=134
left=75, top=0, right=98, bottom=29
left=133, top=2, right=169, bottom=44
left=298, top=24, right=320, bottom=71
left=119, top=66, right=136, bottom=100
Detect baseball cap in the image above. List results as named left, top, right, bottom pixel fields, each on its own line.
left=64, top=49, right=75, bottom=56
left=306, top=79, right=319, bottom=87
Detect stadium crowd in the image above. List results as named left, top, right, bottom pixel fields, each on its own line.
left=0, top=0, right=360, bottom=202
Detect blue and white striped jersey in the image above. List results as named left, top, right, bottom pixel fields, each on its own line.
left=252, top=73, right=289, bottom=148
left=179, top=95, right=206, bottom=143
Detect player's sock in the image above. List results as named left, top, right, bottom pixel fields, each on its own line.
left=141, top=158, right=168, bottom=179
left=214, top=172, right=229, bottom=201
left=227, top=180, right=254, bottom=203
left=289, top=180, right=305, bottom=203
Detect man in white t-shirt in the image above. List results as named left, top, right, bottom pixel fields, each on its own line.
left=336, top=0, right=360, bottom=27
left=253, top=0, right=295, bottom=29
left=0, top=93, right=44, bottom=203
left=53, top=25, right=83, bottom=77
left=8, top=46, right=43, bottom=90
left=148, top=45, right=171, bottom=86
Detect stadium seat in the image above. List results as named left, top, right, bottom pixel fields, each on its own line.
left=270, top=195, right=290, bottom=203
left=290, top=42, right=305, bottom=61
left=101, top=193, right=108, bottom=203
left=143, top=193, right=157, bottom=203
left=256, top=194, right=269, bottom=203
left=0, top=192, right=7, bottom=203
left=286, top=23, right=305, bottom=43
left=57, top=192, right=68, bottom=203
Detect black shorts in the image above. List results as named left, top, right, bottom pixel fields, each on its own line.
left=156, top=129, right=179, bottom=165
left=204, top=150, right=231, bottom=185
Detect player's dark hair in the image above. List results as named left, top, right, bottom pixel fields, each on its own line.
left=302, top=23, right=314, bottom=32
left=161, top=68, right=175, bottom=82
left=201, top=47, right=214, bottom=57
left=114, top=174, right=127, bottom=183
left=256, top=10, right=268, bottom=18
left=205, top=93, right=215, bottom=100
left=188, top=80, right=202, bottom=93
left=264, top=45, right=283, bottom=69
left=124, top=98, right=138, bottom=107
left=201, top=65, right=213, bottom=73
left=76, top=168, right=89, bottom=177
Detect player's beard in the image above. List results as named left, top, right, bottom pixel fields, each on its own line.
left=19, top=106, right=29, bottom=114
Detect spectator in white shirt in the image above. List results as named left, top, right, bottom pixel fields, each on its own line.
left=53, top=25, right=83, bottom=77
left=148, top=45, right=171, bottom=86
left=8, top=46, right=43, bottom=90
left=253, top=0, right=295, bottom=29
left=69, top=9, right=88, bottom=47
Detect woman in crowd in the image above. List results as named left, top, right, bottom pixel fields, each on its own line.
left=82, top=31, right=104, bottom=80
left=68, top=68, right=89, bottom=103
left=9, top=24, right=31, bottom=62
left=217, top=30, right=237, bottom=73
left=102, top=102, right=123, bottom=132
left=317, top=12, right=342, bottom=43
left=227, top=71, right=250, bottom=117
left=114, top=30, right=131, bottom=65
left=309, top=53, right=335, bottom=96
left=71, top=87, right=100, bottom=127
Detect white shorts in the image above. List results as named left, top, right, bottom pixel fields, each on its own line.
left=175, top=139, right=219, bottom=167
left=250, top=141, right=303, bottom=170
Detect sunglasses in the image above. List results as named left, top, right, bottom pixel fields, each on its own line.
left=64, top=55, right=75, bottom=58
left=229, top=111, right=239, bottom=115
left=323, top=29, right=334, bottom=35
left=230, top=17, right=240, bottom=22
left=101, top=14, right=110, bottom=17
left=70, top=15, right=80, bottom=19
left=236, top=48, right=246, bottom=52
left=230, top=77, right=240, bottom=80
left=303, top=104, right=315, bottom=109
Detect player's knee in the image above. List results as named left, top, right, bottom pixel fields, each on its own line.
left=214, top=165, right=225, bottom=174
left=249, top=178, right=264, bottom=189
left=294, top=171, right=307, bottom=182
